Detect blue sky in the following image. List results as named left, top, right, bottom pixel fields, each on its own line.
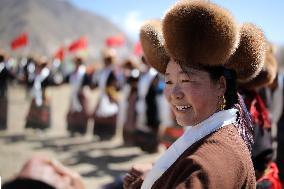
left=69, top=0, right=284, bottom=45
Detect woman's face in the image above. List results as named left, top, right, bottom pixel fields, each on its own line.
left=164, top=59, right=226, bottom=126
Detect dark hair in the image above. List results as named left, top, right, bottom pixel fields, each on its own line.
left=207, top=66, right=254, bottom=152
left=206, top=66, right=238, bottom=109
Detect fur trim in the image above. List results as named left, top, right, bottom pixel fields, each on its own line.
left=226, top=23, right=266, bottom=83
left=163, top=0, right=239, bottom=67
left=139, top=20, right=169, bottom=73
left=240, top=45, right=278, bottom=90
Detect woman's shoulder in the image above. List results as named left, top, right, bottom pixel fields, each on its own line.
left=152, top=125, right=256, bottom=189
left=188, top=124, right=252, bottom=165
left=177, top=125, right=255, bottom=187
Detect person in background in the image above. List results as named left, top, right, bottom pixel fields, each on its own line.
left=25, top=56, right=53, bottom=130
left=118, top=58, right=140, bottom=146
left=133, top=56, right=163, bottom=153
left=0, top=51, right=15, bottom=130
left=269, top=72, right=284, bottom=186
left=92, top=48, right=121, bottom=140
left=239, top=42, right=282, bottom=188
left=124, top=1, right=266, bottom=188
left=66, top=57, right=92, bottom=136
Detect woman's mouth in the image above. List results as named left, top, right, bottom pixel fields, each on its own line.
left=175, top=105, right=192, bottom=111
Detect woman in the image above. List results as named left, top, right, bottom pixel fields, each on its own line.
left=124, top=1, right=266, bottom=188
left=119, top=58, right=140, bottom=146
left=0, top=52, right=15, bottom=130
left=66, top=57, right=91, bottom=136
left=239, top=44, right=282, bottom=188
left=25, top=56, right=52, bottom=130
left=92, top=48, right=121, bottom=140
left=134, top=57, right=164, bottom=153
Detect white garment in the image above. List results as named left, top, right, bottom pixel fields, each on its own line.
left=95, top=93, right=119, bottom=117
left=31, top=68, right=50, bottom=106
left=136, top=68, right=158, bottom=132
left=0, top=62, right=5, bottom=72
left=70, top=65, right=86, bottom=112
left=95, top=66, right=112, bottom=93
left=117, top=85, right=131, bottom=128
left=141, top=108, right=238, bottom=189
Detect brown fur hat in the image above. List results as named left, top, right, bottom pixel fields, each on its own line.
left=139, top=19, right=170, bottom=73
left=162, top=0, right=239, bottom=67
left=226, top=23, right=266, bottom=83
left=139, top=1, right=266, bottom=82
left=240, top=43, right=278, bottom=90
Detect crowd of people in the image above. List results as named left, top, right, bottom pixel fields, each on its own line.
left=1, top=0, right=284, bottom=188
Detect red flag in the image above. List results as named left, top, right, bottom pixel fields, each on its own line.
left=106, top=34, right=125, bottom=47
left=54, top=46, right=65, bottom=61
left=134, top=41, right=143, bottom=56
left=68, top=36, right=88, bottom=52
left=10, top=32, right=28, bottom=50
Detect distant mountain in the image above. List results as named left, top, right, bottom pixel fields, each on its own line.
left=0, top=0, right=132, bottom=57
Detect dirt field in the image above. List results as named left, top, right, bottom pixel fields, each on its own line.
left=0, top=84, right=161, bottom=188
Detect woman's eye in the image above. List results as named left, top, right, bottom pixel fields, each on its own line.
left=181, top=80, right=190, bottom=83
left=165, top=81, right=173, bottom=84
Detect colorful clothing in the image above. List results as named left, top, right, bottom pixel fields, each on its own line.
left=257, top=162, right=282, bottom=189
left=134, top=68, right=162, bottom=153
left=25, top=67, right=51, bottom=130
left=93, top=66, right=120, bottom=140
left=66, top=65, right=90, bottom=135
left=160, top=123, right=184, bottom=149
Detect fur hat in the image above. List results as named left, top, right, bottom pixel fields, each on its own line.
left=226, top=23, right=266, bottom=83
left=140, top=20, right=169, bottom=73
left=163, top=0, right=239, bottom=67
left=139, top=1, right=266, bottom=83
left=240, top=43, right=278, bottom=90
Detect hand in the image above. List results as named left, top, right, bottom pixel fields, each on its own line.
left=17, top=155, right=85, bottom=189
left=123, top=163, right=153, bottom=189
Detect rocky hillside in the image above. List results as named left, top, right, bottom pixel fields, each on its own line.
left=0, top=0, right=131, bottom=56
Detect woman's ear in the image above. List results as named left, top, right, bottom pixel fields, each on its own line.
left=218, top=76, right=227, bottom=95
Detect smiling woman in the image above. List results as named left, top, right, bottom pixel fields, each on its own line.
left=164, top=60, right=226, bottom=126
left=123, top=0, right=267, bottom=189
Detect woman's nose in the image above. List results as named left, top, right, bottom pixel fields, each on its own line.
left=172, top=85, right=184, bottom=99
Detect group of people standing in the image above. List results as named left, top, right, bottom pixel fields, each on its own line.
left=0, top=47, right=181, bottom=151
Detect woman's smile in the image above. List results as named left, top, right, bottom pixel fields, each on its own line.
left=174, top=105, right=192, bottom=112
